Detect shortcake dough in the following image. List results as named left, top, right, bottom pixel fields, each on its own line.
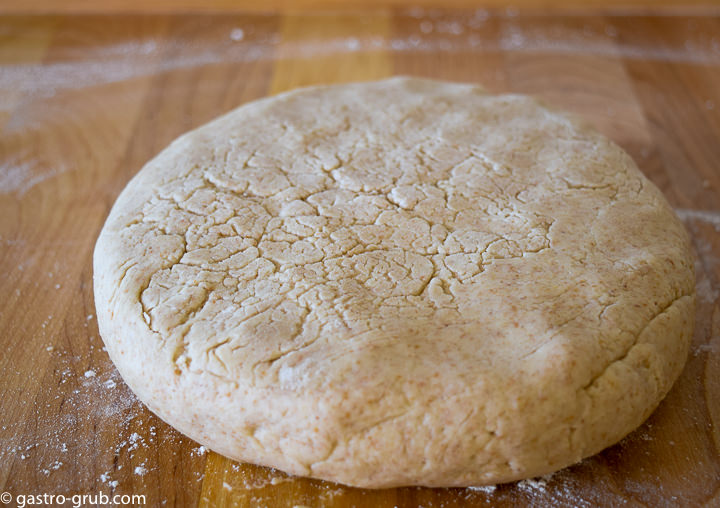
left=94, top=77, right=695, bottom=488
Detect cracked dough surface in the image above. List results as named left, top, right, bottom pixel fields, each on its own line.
left=94, top=77, right=695, bottom=488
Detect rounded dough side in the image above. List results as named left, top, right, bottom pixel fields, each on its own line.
left=93, top=77, right=695, bottom=488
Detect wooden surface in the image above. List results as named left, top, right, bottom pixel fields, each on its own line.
left=1, top=9, right=719, bottom=508
left=3, top=0, right=720, bottom=15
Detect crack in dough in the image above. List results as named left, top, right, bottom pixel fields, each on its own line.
left=134, top=98, right=568, bottom=379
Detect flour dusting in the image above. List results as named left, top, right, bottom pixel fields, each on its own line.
left=467, top=484, right=497, bottom=493
left=675, top=208, right=720, bottom=232
left=0, top=158, right=70, bottom=196
left=3, top=12, right=718, bottom=134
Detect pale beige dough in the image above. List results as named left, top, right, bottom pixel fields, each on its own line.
left=94, top=77, right=695, bottom=488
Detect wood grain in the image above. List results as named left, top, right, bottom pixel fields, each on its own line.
left=270, top=11, right=393, bottom=94
left=1, top=9, right=719, bottom=508
left=2, top=0, right=720, bottom=15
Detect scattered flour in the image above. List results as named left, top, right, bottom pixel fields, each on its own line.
left=0, top=158, right=71, bottom=196
left=2, top=10, right=718, bottom=138
left=675, top=208, right=720, bottom=232
left=230, top=28, right=245, bottom=41
left=467, top=485, right=497, bottom=493
left=517, top=473, right=554, bottom=492
left=517, top=477, right=548, bottom=491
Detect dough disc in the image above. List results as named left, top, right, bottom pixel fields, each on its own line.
left=94, top=77, right=695, bottom=488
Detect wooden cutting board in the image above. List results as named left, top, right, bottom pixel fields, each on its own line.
left=1, top=9, right=719, bottom=507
